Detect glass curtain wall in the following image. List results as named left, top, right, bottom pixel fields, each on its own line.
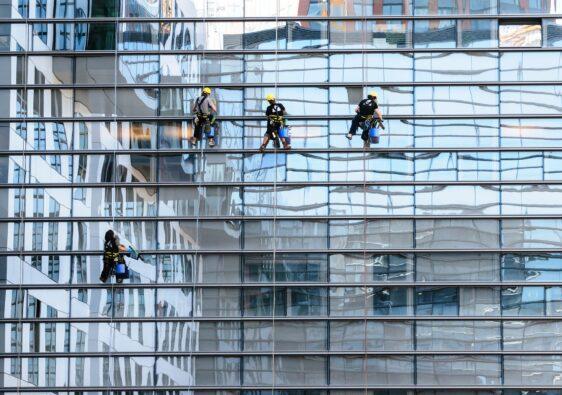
left=1, top=0, right=562, bottom=393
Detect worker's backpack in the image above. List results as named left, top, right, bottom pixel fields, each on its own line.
left=358, top=99, right=377, bottom=115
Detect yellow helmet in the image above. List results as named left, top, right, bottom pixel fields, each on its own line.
left=202, top=87, right=211, bottom=95
left=265, top=93, right=276, bottom=101
left=368, top=91, right=378, bottom=99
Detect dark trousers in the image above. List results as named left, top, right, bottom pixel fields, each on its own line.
left=348, top=114, right=369, bottom=141
left=265, top=122, right=282, bottom=139
left=100, top=260, right=114, bottom=283
left=194, top=116, right=217, bottom=140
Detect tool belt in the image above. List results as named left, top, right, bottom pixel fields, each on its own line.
left=104, top=250, right=120, bottom=264
left=360, top=114, right=384, bottom=130
left=268, top=114, right=284, bottom=125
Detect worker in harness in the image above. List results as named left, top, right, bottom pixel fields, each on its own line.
left=260, top=93, right=291, bottom=152
left=346, top=91, right=384, bottom=147
left=191, top=87, right=218, bottom=147
left=100, top=229, right=127, bottom=283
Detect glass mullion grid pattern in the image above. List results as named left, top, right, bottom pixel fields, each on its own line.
left=2, top=0, right=562, bottom=393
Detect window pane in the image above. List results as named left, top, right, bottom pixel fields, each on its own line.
left=118, top=55, right=159, bottom=84
left=75, top=23, right=115, bottom=50
left=267, top=358, right=337, bottom=386
left=118, top=22, right=159, bottom=50
left=414, top=52, right=499, bottom=82
left=502, top=185, right=562, bottom=215
left=417, top=253, right=500, bottom=281
left=330, top=219, right=414, bottom=250
left=459, top=19, right=498, bottom=47
left=243, top=321, right=273, bottom=351
left=417, top=356, right=501, bottom=385
left=274, top=321, right=327, bottom=351
left=195, top=357, right=240, bottom=386
left=500, top=52, right=562, bottom=81
left=502, top=286, right=545, bottom=316
left=330, top=53, right=413, bottom=83
left=499, top=23, right=542, bottom=47
left=77, top=0, right=118, bottom=17
left=288, top=21, right=328, bottom=49
left=416, top=287, right=459, bottom=315
left=368, top=20, right=412, bottom=48
left=160, top=22, right=194, bottom=50
left=499, top=0, right=554, bottom=13
left=116, top=88, right=158, bottom=117
left=415, top=0, right=496, bottom=14
left=415, top=185, right=499, bottom=215
left=416, top=219, right=499, bottom=249
left=329, top=21, right=366, bottom=49
left=247, top=54, right=327, bottom=83
left=502, top=253, right=562, bottom=282
left=195, top=288, right=240, bottom=317
left=503, top=320, right=562, bottom=351
left=76, top=56, right=115, bottom=84
left=504, top=356, right=562, bottom=385
left=74, top=89, right=116, bottom=117
left=417, top=321, right=501, bottom=351
left=197, top=22, right=243, bottom=50
left=502, top=219, right=562, bottom=248
left=545, top=19, right=562, bottom=46
left=244, top=186, right=328, bottom=216
left=501, top=86, right=562, bottom=115
left=501, top=119, right=562, bottom=147
left=415, top=86, right=499, bottom=115
left=414, top=20, right=456, bottom=48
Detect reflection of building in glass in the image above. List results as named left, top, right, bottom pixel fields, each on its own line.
left=2, top=0, right=562, bottom=392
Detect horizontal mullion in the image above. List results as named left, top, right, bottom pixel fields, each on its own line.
left=3, top=214, right=562, bottom=222
left=3, top=14, right=562, bottom=22
left=6, top=386, right=562, bottom=393
left=2, top=248, right=562, bottom=256
left=6, top=181, right=562, bottom=188
left=5, top=147, right=562, bottom=155
left=2, top=351, right=561, bottom=358
left=1, top=281, right=562, bottom=289
left=1, top=316, right=561, bottom=324
left=5, top=81, right=562, bottom=89
left=3, top=47, right=562, bottom=56
left=0, top=114, right=560, bottom=122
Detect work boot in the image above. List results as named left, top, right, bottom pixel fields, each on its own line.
left=259, top=144, right=267, bottom=153
left=208, top=138, right=216, bottom=147
left=363, top=140, right=370, bottom=148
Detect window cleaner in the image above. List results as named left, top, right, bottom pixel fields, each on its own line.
left=260, top=93, right=291, bottom=152
left=100, top=230, right=139, bottom=284
left=100, top=229, right=127, bottom=283
left=346, top=91, right=384, bottom=148
left=191, top=87, right=219, bottom=148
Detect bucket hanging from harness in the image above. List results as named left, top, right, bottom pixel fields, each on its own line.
left=278, top=125, right=291, bottom=145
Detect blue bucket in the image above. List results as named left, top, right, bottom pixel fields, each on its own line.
left=115, top=262, right=127, bottom=275
left=205, top=126, right=215, bottom=138
left=279, top=126, right=291, bottom=145
left=369, top=127, right=380, bottom=144
left=278, top=126, right=288, bottom=138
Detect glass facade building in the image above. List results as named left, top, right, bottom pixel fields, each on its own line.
left=2, top=0, right=562, bottom=393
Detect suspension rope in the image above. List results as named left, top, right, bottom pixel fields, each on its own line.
left=271, top=0, right=280, bottom=390
left=15, top=11, right=29, bottom=392
left=107, top=20, right=119, bottom=389
left=361, top=2, right=369, bottom=393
